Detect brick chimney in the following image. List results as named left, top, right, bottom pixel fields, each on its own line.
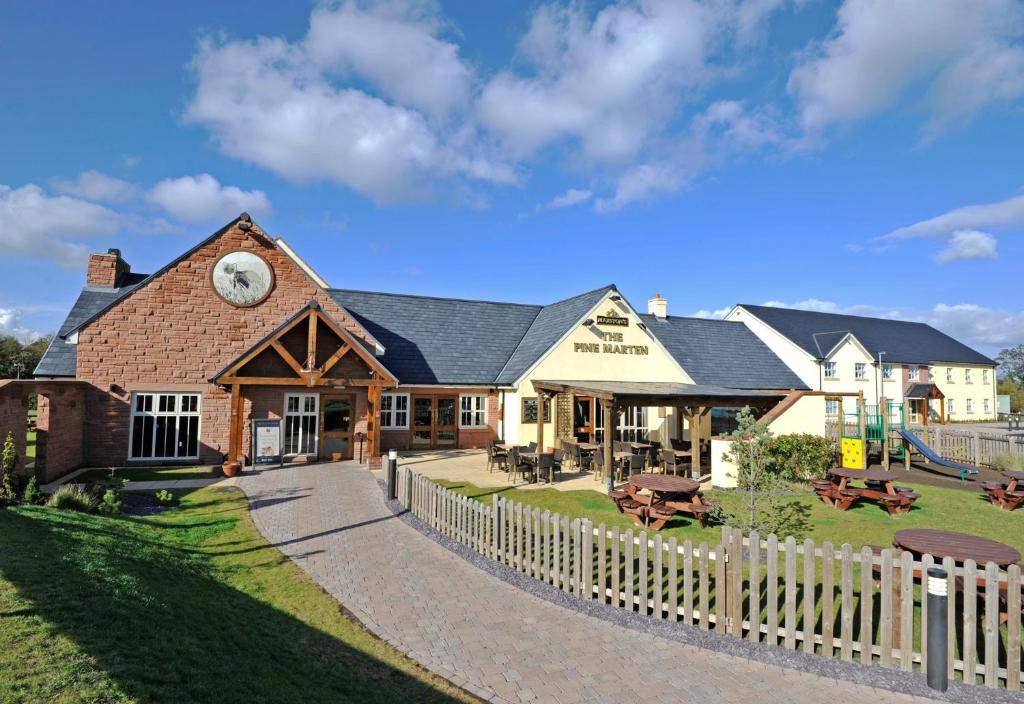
left=86, top=248, right=131, bottom=288
left=647, top=293, right=667, bottom=319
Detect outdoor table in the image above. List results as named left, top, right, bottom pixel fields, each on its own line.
left=980, top=470, right=1024, bottom=510
left=616, top=474, right=706, bottom=529
left=892, top=529, right=1021, bottom=567
left=629, top=442, right=653, bottom=450
left=820, top=468, right=918, bottom=515
left=496, top=443, right=517, bottom=451
left=1003, top=470, right=1024, bottom=493
left=578, top=442, right=600, bottom=452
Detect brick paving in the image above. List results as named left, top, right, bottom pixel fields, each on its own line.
left=241, top=462, right=928, bottom=704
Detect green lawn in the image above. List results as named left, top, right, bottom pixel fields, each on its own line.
left=436, top=479, right=1024, bottom=555
left=72, top=465, right=224, bottom=483
left=25, top=429, right=35, bottom=460
left=0, top=488, right=475, bottom=703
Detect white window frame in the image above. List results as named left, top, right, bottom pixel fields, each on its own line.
left=284, top=393, right=319, bottom=456
left=128, top=392, right=202, bottom=461
left=983, top=369, right=990, bottom=385
left=946, top=367, right=954, bottom=383
left=823, top=361, right=837, bottom=379
left=459, top=394, right=488, bottom=429
left=965, top=368, right=973, bottom=384
left=618, top=406, right=649, bottom=443
left=825, top=399, right=839, bottom=417
left=948, top=398, right=955, bottom=414
left=855, top=363, right=867, bottom=380
left=966, top=398, right=974, bottom=414
left=882, top=363, right=893, bottom=380
left=380, top=393, right=410, bottom=430
left=928, top=367, right=935, bottom=381
left=984, top=398, right=991, bottom=414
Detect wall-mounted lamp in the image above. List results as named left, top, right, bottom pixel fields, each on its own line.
left=610, top=294, right=621, bottom=302
left=582, top=318, right=595, bottom=327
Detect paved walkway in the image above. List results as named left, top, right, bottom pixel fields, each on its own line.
left=240, top=462, right=928, bottom=704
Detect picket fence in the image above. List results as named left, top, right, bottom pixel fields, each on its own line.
left=397, top=468, right=1023, bottom=691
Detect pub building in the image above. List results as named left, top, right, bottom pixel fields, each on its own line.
left=34, top=214, right=810, bottom=472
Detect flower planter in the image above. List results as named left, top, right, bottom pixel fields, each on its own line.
left=221, top=461, right=241, bottom=478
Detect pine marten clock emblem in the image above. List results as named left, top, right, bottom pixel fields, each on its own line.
left=211, top=251, right=275, bottom=307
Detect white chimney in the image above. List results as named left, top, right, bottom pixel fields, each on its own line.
left=647, top=293, right=667, bottom=319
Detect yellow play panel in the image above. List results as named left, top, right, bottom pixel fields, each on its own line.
left=841, top=438, right=864, bottom=469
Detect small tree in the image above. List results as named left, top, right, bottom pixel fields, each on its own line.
left=997, top=344, right=1024, bottom=385
left=1, top=431, right=19, bottom=500
left=723, top=407, right=810, bottom=540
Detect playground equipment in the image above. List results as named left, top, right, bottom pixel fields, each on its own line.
left=839, top=395, right=906, bottom=470
left=899, top=429, right=977, bottom=482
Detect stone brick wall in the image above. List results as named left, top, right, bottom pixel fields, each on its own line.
left=75, top=220, right=381, bottom=467
left=86, top=251, right=131, bottom=288
left=379, top=389, right=499, bottom=452
left=0, top=380, right=87, bottom=483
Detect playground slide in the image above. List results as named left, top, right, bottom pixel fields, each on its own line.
left=898, top=430, right=978, bottom=477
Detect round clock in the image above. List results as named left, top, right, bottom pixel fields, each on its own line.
left=210, top=251, right=274, bottom=307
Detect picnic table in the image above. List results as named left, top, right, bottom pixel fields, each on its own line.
left=608, top=473, right=711, bottom=529
left=893, top=528, right=1021, bottom=567
left=981, top=470, right=1024, bottom=511
left=813, top=468, right=919, bottom=515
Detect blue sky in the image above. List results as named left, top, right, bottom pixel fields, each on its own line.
left=1, top=0, right=1023, bottom=356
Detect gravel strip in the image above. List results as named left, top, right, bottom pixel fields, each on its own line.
left=380, top=479, right=1023, bottom=704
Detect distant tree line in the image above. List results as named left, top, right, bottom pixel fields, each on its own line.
left=997, top=344, right=1024, bottom=413
left=0, top=335, right=53, bottom=379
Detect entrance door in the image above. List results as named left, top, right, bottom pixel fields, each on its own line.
left=574, top=396, right=593, bottom=442
left=320, top=395, right=354, bottom=460
left=411, top=396, right=459, bottom=449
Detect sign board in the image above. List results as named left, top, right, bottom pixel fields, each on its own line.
left=595, top=309, right=628, bottom=327
left=252, top=418, right=283, bottom=466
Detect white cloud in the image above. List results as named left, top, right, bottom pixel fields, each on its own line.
left=147, top=174, right=271, bottom=223
left=305, top=1, right=471, bottom=119
left=692, top=306, right=733, bottom=319
left=934, top=230, right=997, bottom=263
left=0, top=307, right=43, bottom=342
left=788, top=0, right=1024, bottom=136
left=185, top=3, right=513, bottom=203
left=691, top=100, right=787, bottom=151
left=537, top=188, right=593, bottom=212
left=594, top=148, right=703, bottom=213
left=0, top=184, right=120, bottom=267
left=478, top=1, right=720, bottom=162
left=880, top=193, right=1024, bottom=240
left=52, top=170, right=140, bottom=203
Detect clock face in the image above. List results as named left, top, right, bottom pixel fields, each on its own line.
left=211, top=251, right=274, bottom=307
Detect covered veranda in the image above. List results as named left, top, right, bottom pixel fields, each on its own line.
left=530, top=380, right=786, bottom=491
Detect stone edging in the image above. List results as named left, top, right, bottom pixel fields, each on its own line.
left=380, top=479, right=1022, bottom=704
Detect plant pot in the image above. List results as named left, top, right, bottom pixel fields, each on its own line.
left=221, top=461, right=241, bottom=478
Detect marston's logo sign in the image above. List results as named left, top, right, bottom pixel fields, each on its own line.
left=595, top=309, right=628, bottom=327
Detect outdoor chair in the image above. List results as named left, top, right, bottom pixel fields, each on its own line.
left=660, top=449, right=689, bottom=477
left=509, top=447, right=533, bottom=483
left=592, top=451, right=605, bottom=482
left=617, top=453, right=645, bottom=482
left=552, top=448, right=565, bottom=476
left=670, top=438, right=690, bottom=452
left=527, top=442, right=538, bottom=452
left=536, top=453, right=556, bottom=483
left=487, top=441, right=508, bottom=473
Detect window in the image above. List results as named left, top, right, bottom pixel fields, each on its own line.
left=460, top=395, right=487, bottom=428
left=983, top=369, right=990, bottom=385
left=130, top=392, right=201, bottom=460
left=965, top=368, right=973, bottom=384
left=284, top=394, right=318, bottom=455
left=380, top=393, right=409, bottom=429
left=825, top=399, right=839, bottom=417
left=966, top=399, right=974, bottom=414
left=521, top=397, right=550, bottom=424
left=984, top=398, right=991, bottom=414
left=823, top=361, right=837, bottom=379
left=928, top=367, right=935, bottom=381
left=882, top=364, right=893, bottom=380
left=855, top=363, right=867, bottom=380
left=594, top=404, right=648, bottom=442
left=946, top=367, right=954, bottom=383
left=947, top=398, right=955, bottom=414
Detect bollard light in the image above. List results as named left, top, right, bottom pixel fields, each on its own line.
left=926, top=566, right=948, bottom=692
left=386, top=448, right=398, bottom=501
left=388, top=448, right=398, bottom=461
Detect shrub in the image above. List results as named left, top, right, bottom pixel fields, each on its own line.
left=992, top=452, right=1024, bottom=471
left=46, top=485, right=97, bottom=512
left=766, top=433, right=836, bottom=482
left=154, top=489, right=175, bottom=506
left=2, top=431, right=19, bottom=499
left=97, top=489, right=122, bottom=515
left=22, top=476, right=41, bottom=505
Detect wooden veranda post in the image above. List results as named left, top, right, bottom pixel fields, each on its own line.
left=367, top=384, right=381, bottom=466
left=229, top=382, right=242, bottom=463
left=857, top=392, right=867, bottom=470
left=603, top=399, right=616, bottom=492
left=537, top=393, right=545, bottom=453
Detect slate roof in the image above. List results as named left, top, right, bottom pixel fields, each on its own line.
left=641, top=315, right=808, bottom=390
left=328, top=289, right=541, bottom=385
left=905, top=383, right=944, bottom=399
left=739, top=304, right=995, bottom=366
left=495, top=285, right=616, bottom=385
left=34, top=274, right=149, bottom=377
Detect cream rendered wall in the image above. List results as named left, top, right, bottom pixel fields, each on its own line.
left=725, top=307, right=819, bottom=388
left=506, top=294, right=691, bottom=446
left=819, top=338, right=905, bottom=411
left=932, top=364, right=999, bottom=421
